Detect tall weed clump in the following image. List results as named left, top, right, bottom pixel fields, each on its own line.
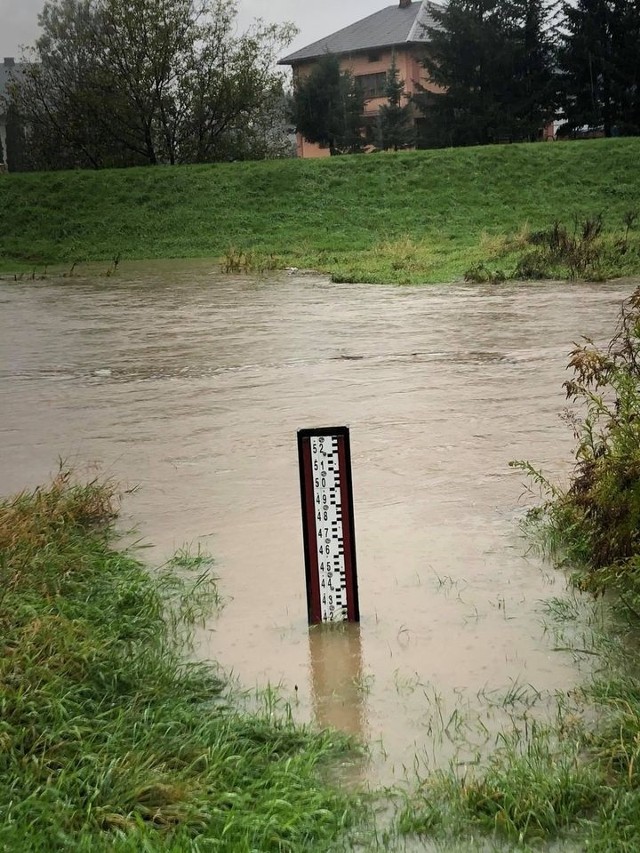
left=0, top=472, right=362, bottom=851
left=513, top=211, right=640, bottom=281
left=464, top=211, right=640, bottom=283
left=512, top=286, right=640, bottom=602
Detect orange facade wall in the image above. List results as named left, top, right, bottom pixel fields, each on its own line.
left=293, top=48, right=436, bottom=158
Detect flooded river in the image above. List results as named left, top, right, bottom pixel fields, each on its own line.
left=1, top=264, right=635, bottom=786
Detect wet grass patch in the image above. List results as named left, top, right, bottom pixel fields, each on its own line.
left=398, top=725, right=603, bottom=845
left=394, top=602, right=640, bottom=850
left=220, top=245, right=280, bottom=274
left=0, top=472, right=367, bottom=851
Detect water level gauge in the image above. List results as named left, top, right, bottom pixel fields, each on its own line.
left=298, top=426, right=359, bottom=624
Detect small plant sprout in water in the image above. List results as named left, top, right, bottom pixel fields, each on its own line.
left=256, top=682, right=296, bottom=724
left=489, top=592, right=515, bottom=620
left=393, top=669, right=427, bottom=697
left=431, top=570, right=468, bottom=601
left=157, top=545, right=223, bottom=643
left=105, top=253, right=121, bottom=277
left=353, top=671, right=375, bottom=695
left=463, top=603, right=482, bottom=624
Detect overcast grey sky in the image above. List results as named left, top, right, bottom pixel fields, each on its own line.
left=0, top=0, right=392, bottom=61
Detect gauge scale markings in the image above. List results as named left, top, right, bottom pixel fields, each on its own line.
left=310, top=435, right=347, bottom=620
left=298, top=427, right=359, bottom=624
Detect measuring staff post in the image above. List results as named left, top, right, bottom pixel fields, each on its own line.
left=297, top=426, right=360, bottom=624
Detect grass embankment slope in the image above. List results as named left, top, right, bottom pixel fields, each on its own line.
left=1, top=137, right=640, bottom=283
left=0, top=475, right=365, bottom=851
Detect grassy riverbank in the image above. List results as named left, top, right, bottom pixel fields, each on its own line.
left=0, top=474, right=366, bottom=851
left=7, top=477, right=640, bottom=852
left=1, top=137, right=640, bottom=283
left=397, top=287, right=640, bottom=850
left=398, top=625, right=640, bottom=850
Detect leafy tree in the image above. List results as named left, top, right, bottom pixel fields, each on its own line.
left=558, top=0, right=640, bottom=136
left=201, top=89, right=296, bottom=161
left=96, top=0, right=196, bottom=165
left=11, top=0, right=110, bottom=169
left=291, top=53, right=365, bottom=154
left=375, top=55, right=415, bottom=150
left=176, top=16, right=296, bottom=163
left=417, top=0, right=556, bottom=147
left=9, top=0, right=296, bottom=169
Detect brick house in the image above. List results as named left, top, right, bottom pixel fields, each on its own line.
left=279, top=0, right=441, bottom=157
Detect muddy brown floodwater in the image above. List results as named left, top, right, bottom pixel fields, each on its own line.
left=1, top=263, right=636, bottom=787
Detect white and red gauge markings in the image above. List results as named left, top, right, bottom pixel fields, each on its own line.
left=298, top=427, right=359, bottom=624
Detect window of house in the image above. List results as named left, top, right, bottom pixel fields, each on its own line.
left=367, top=52, right=381, bottom=63
left=356, top=72, right=387, bottom=99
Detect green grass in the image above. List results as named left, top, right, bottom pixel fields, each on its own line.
left=1, top=138, right=640, bottom=283
left=0, top=472, right=366, bottom=851
left=395, top=602, right=640, bottom=851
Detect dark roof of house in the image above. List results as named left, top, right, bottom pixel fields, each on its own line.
left=279, top=1, right=440, bottom=65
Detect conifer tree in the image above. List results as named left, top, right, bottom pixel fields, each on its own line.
left=376, top=55, right=415, bottom=150
left=417, top=0, right=556, bottom=146
left=291, top=54, right=365, bottom=154
left=558, top=0, right=640, bottom=136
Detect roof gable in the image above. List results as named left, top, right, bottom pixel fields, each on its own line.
left=279, top=1, right=440, bottom=65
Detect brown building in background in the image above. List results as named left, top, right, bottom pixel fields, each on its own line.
left=279, top=0, right=442, bottom=157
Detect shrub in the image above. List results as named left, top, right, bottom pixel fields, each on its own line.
left=512, top=287, right=640, bottom=600
left=513, top=212, right=639, bottom=281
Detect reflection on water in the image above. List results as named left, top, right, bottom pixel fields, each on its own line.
left=0, top=263, right=636, bottom=787
left=309, top=623, right=366, bottom=738
left=309, top=623, right=369, bottom=786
